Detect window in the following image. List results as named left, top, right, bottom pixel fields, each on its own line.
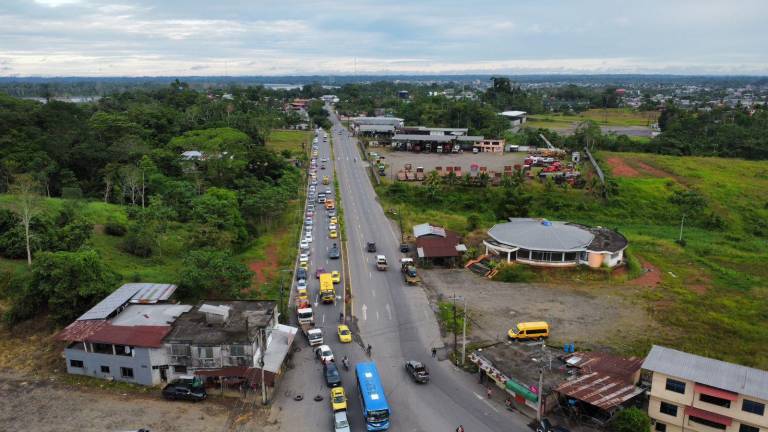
left=92, top=343, right=113, bottom=355
left=739, top=424, right=759, bottom=432
left=100, top=366, right=110, bottom=373
left=655, top=422, right=667, bottom=432
left=174, top=366, right=187, bottom=374
left=564, top=252, right=578, bottom=262
left=114, top=344, right=132, bottom=356
left=230, top=345, right=246, bottom=357
left=660, top=402, right=678, bottom=417
left=69, top=359, right=84, bottom=368
left=120, top=367, right=134, bottom=379
left=170, top=344, right=191, bottom=356
left=700, top=393, right=731, bottom=408
left=198, top=347, right=214, bottom=359
left=689, top=416, right=726, bottom=430
left=743, top=399, right=765, bottom=416
left=665, top=378, right=686, bottom=394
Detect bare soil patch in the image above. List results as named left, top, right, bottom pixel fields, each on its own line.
left=421, top=269, right=657, bottom=353
left=629, top=260, right=662, bottom=288
left=634, top=160, right=669, bottom=178
left=606, top=156, right=641, bottom=178
left=0, top=369, right=231, bottom=432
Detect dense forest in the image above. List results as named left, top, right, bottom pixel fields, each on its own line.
left=0, top=81, right=309, bottom=325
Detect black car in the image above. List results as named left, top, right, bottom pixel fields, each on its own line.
left=324, top=363, right=342, bottom=387
left=162, top=382, right=207, bottom=402
left=329, top=244, right=340, bottom=259
left=366, top=242, right=377, bottom=253
left=296, top=267, right=307, bottom=281
left=404, top=360, right=430, bottom=383
left=399, top=243, right=409, bottom=253
left=530, top=419, right=570, bottom=432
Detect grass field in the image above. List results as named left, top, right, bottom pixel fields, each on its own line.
left=526, top=108, right=658, bottom=129
left=266, top=130, right=312, bottom=155
left=377, top=152, right=768, bottom=367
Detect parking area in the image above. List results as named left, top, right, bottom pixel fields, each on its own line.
left=0, top=370, right=234, bottom=432
left=373, top=148, right=527, bottom=181
left=420, top=269, right=657, bottom=352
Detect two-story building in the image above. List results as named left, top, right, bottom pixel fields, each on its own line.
left=642, top=345, right=768, bottom=432
left=163, top=300, right=297, bottom=395
left=56, top=283, right=190, bottom=386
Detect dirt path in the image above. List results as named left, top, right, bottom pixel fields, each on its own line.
left=0, top=369, right=232, bottom=432
left=629, top=260, right=662, bottom=287
left=606, top=156, right=641, bottom=177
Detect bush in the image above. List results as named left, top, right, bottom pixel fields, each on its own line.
left=611, top=407, right=651, bottom=432
left=493, top=264, right=534, bottom=283
left=105, top=219, right=127, bottom=236
left=121, top=224, right=155, bottom=257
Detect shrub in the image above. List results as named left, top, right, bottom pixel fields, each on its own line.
left=121, top=224, right=155, bottom=257
left=105, top=219, right=127, bottom=236
left=493, top=264, right=534, bottom=283
left=611, top=407, right=651, bottom=432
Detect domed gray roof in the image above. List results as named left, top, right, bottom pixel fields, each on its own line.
left=488, top=219, right=594, bottom=252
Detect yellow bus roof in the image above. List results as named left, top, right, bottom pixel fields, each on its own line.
left=517, top=321, right=549, bottom=329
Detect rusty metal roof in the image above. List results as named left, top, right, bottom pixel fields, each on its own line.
left=563, top=352, right=644, bottom=381
left=56, top=320, right=110, bottom=342
left=555, top=372, right=643, bottom=410
left=86, top=324, right=171, bottom=348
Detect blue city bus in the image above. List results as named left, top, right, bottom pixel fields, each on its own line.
left=355, top=362, right=391, bottom=431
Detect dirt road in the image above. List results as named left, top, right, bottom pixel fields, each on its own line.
left=0, top=370, right=232, bottom=432
left=421, top=269, right=656, bottom=353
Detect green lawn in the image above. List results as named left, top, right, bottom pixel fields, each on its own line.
left=526, top=108, right=658, bottom=129
left=376, top=152, right=768, bottom=368
left=266, top=130, right=312, bottom=155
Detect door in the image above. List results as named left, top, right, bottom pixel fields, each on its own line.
left=159, top=366, right=168, bottom=382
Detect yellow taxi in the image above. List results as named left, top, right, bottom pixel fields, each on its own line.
left=331, top=271, right=340, bottom=284
left=337, top=324, right=352, bottom=343
left=330, top=217, right=338, bottom=225
left=330, top=387, right=347, bottom=412
left=329, top=230, right=338, bottom=239
left=299, top=260, right=308, bottom=270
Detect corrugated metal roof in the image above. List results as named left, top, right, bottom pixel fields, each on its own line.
left=456, top=136, right=485, bottom=142
left=487, top=218, right=594, bottom=252
left=642, top=345, right=768, bottom=401
left=413, top=223, right=446, bottom=238
left=416, top=232, right=462, bottom=258
left=500, top=110, right=527, bottom=117
left=392, top=134, right=454, bottom=142
left=109, top=304, right=192, bottom=326
left=352, top=117, right=403, bottom=126
left=555, top=372, right=643, bottom=410
left=129, top=283, right=177, bottom=304
left=87, top=324, right=171, bottom=348
left=77, top=284, right=145, bottom=320
left=358, top=124, right=394, bottom=132
left=56, top=320, right=109, bottom=342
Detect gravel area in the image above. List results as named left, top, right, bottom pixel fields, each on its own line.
left=0, top=370, right=233, bottom=432
left=420, top=269, right=656, bottom=352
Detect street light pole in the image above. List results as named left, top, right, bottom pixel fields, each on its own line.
left=461, top=299, right=468, bottom=365
left=453, top=292, right=458, bottom=365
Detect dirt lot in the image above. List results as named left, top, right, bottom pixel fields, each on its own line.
left=0, top=369, right=234, bottom=432
left=420, top=269, right=657, bottom=353
left=374, top=147, right=527, bottom=180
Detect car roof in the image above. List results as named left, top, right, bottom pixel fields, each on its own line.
left=318, top=344, right=331, bottom=351
left=407, top=360, right=424, bottom=367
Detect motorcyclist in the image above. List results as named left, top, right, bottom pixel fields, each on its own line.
left=366, top=344, right=372, bottom=356
left=339, top=312, right=344, bottom=323
left=342, top=356, right=349, bottom=369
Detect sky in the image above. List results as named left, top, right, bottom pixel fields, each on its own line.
left=1, top=0, right=767, bottom=76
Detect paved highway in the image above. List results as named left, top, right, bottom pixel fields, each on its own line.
left=268, top=111, right=529, bottom=432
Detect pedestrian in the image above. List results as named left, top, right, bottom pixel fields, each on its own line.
left=486, top=387, right=493, bottom=399
left=456, top=425, right=464, bottom=432
left=431, top=347, right=437, bottom=358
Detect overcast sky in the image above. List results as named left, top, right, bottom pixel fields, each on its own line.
left=1, top=0, right=767, bottom=76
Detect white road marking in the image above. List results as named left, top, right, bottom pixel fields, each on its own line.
left=386, top=304, right=392, bottom=320
left=368, top=271, right=372, bottom=279
left=322, top=314, right=325, bottom=323
left=473, top=392, right=500, bottom=413
left=376, top=310, right=380, bottom=321
left=371, top=288, right=376, bottom=298
left=361, top=304, right=368, bottom=321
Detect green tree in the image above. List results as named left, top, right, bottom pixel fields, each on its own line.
left=610, top=407, right=651, bottom=432
left=495, top=184, right=532, bottom=219
left=178, top=250, right=252, bottom=301
left=168, top=127, right=251, bottom=187
left=424, top=170, right=442, bottom=200
left=9, top=174, right=41, bottom=265
left=191, top=187, right=247, bottom=247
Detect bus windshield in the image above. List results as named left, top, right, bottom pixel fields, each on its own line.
left=368, top=409, right=389, bottom=422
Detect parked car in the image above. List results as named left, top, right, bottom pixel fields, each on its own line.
left=323, top=363, right=342, bottom=387
left=299, top=240, right=309, bottom=251
left=404, top=360, right=430, bottom=383
left=296, top=268, right=307, bottom=280
left=400, top=243, right=409, bottom=253
left=325, top=188, right=332, bottom=195
left=330, top=387, right=347, bottom=412
left=329, top=230, right=338, bottom=239
left=315, top=344, right=334, bottom=363
left=162, top=382, right=207, bottom=402
left=331, top=271, right=340, bottom=283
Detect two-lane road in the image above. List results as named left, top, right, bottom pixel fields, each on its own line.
left=330, top=107, right=529, bottom=432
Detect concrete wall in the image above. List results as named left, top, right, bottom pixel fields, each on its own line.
left=64, top=346, right=159, bottom=386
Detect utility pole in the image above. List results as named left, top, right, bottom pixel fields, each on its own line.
left=453, top=292, right=458, bottom=365
left=461, top=299, right=468, bottom=365
left=678, top=214, right=686, bottom=243
left=259, top=325, right=267, bottom=405
left=536, top=368, right=544, bottom=422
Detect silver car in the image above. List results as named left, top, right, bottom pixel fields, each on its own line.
left=333, top=411, right=350, bottom=432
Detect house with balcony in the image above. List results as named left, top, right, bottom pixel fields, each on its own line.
left=56, top=283, right=189, bottom=386
left=642, top=345, right=768, bottom=432
left=163, top=300, right=297, bottom=395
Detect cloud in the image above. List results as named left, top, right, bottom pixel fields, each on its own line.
left=1, top=0, right=767, bottom=76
